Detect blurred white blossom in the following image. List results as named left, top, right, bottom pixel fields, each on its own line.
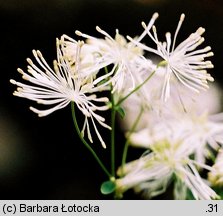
left=120, top=72, right=222, bottom=130
left=129, top=110, right=223, bottom=164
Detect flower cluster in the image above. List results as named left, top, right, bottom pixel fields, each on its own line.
left=10, top=12, right=223, bottom=199
left=116, top=137, right=218, bottom=200
left=115, top=13, right=223, bottom=199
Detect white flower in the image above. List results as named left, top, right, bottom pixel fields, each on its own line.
left=119, top=72, right=222, bottom=133
left=178, top=82, right=222, bottom=115
left=180, top=112, right=223, bottom=164
left=127, top=13, right=214, bottom=101
left=74, top=13, right=159, bottom=94
left=130, top=110, right=223, bottom=165
left=116, top=138, right=218, bottom=200
left=10, top=40, right=111, bottom=148
left=208, top=149, right=223, bottom=186
left=128, top=116, right=173, bottom=148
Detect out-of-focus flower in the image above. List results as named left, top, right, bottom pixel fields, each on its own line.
left=10, top=40, right=111, bottom=148
left=128, top=13, right=214, bottom=101
left=208, top=149, right=223, bottom=186
left=119, top=68, right=222, bottom=129
left=129, top=110, right=223, bottom=165
left=116, top=138, right=218, bottom=200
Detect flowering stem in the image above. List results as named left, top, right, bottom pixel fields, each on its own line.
left=104, top=66, right=116, bottom=177
left=71, top=102, right=111, bottom=178
left=110, top=88, right=116, bottom=177
left=121, top=107, right=144, bottom=177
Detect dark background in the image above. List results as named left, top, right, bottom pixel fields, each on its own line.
left=0, top=0, right=223, bottom=199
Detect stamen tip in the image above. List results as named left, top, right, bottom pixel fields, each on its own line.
left=26, top=58, right=33, bottom=65
left=166, top=32, right=171, bottom=37
left=36, top=50, right=42, bottom=57
left=17, top=68, right=23, bottom=74
left=56, top=38, right=60, bottom=45
left=204, top=46, right=211, bottom=52
left=180, top=13, right=185, bottom=21
left=207, top=52, right=214, bottom=57
left=75, top=30, right=82, bottom=36
left=141, top=21, right=147, bottom=29
left=32, top=49, right=37, bottom=56
left=10, top=79, right=16, bottom=84
left=96, top=26, right=101, bottom=32
left=153, top=12, right=159, bottom=20
left=152, top=25, right=157, bottom=32
left=22, top=75, right=29, bottom=80
left=126, top=35, right=132, bottom=40
left=197, top=27, right=205, bottom=35
left=209, top=77, right=214, bottom=82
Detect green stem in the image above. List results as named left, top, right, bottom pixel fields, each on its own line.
left=116, top=61, right=166, bottom=106
left=71, top=102, right=111, bottom=178
left=117, top=71, right=155, bottom=106
left=105, top=66, right=117, bottom=177
left=110, top=89, right=116, bottom=177
left=121, top=107, right=144, bottom=177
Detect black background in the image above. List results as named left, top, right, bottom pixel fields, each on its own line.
left=0, top=0, right=223, bottom=199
